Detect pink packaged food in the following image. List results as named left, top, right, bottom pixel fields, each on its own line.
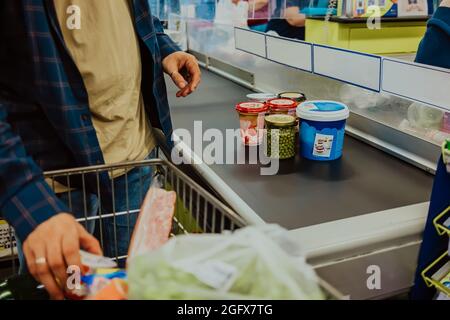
left=127, top=179, right=177, bottom=261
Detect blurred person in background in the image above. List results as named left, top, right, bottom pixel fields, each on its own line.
left=265, top=0, right=306, bottom=40
left=0, top=0, right=200, bottom=299
left=410, top=0, right=450, bottom=299
left=232, top=0, right=271, bottom=32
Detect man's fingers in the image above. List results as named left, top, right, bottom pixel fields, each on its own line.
left=77, top=224, right=102, bottom=255
left=186, top=59, right=201, bottom=91
left=32, top=243, right=64, bottom=300
left=170, top=71, right=188, bottom=90
left=176, top=59, right=201, bottom=97
left=61, top=229, right=82, bottom=271
left=46, top=239, right=68, bottom=289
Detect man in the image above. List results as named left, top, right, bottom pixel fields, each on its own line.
left=232, top=0, right=270, bottom=32
left=0, top=0, right=201, bottom=299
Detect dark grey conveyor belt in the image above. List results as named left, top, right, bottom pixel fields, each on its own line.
left=167, top=70, right=434, bottom=230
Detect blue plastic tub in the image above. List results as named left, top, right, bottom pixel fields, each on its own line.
left=296, top=101, right=350, bottom=161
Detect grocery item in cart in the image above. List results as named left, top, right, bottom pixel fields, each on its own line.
left=296, top=101, right=350, bottom=161
left=235, top=102, right=269, bottom=146
left=83, top=270, right=128, bottom=300
left=128, top=175, right=177, bottom=261
left=80, top=250, right=117, bottom=274
left=64, top=254, right=120, bottom=300
left=87, top=278, right=128, bottom=300
left=128, top=224, right=324, bottom=300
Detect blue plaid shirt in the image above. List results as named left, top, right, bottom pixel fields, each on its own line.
left=0, top=0, right=179, bottom=242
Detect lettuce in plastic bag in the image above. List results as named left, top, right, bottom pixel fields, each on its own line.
left=128, top=225, right=324, bottom=300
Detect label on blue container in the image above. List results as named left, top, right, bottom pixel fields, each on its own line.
left=312, top=133, right=334, bottom=158
left=300, top=120, right=346, bottom=161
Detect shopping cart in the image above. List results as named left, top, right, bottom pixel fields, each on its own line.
left=1, top=147, right=245, bottom=270
left=46, top=158, right=248, bottom=260
left=0, top=151, right=342, bottom=299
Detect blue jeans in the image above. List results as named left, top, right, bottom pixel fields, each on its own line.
left=17, top=150, right=155, bottom=272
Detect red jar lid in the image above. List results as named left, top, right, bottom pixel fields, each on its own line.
left=235, top=102, right=268, bottom=113
left=267, top=98, right=297, bottom=111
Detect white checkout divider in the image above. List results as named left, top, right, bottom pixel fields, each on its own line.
left=313, top=45, right=381, bottom=92
left=265, top=35, right=313, bottom=72
left=234, top=27, right=450, bottom=110
left=382, top=58, right=450, bottom=111
left=234, top=28, right=266, bottom=58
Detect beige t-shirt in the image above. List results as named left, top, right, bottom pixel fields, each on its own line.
left=53, top=0, right=155, bottom=179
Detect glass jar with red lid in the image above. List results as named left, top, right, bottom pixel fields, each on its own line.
left=235, top=102, right=269, bottom=146
left=267, top=98, right=298, bottom=117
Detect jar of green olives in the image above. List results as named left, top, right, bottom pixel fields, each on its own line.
left=264, top=114, right=297, bottom=159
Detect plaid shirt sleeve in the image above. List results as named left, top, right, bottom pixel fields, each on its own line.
left=0, top=101, right=69, bottom=242
left=152, top=16, right=181, bottom=59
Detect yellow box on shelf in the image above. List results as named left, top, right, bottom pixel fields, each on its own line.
left=305, top=17, right=427, bottom=54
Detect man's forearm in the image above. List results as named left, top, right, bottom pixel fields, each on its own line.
left=153, top=15, right=181, bottom=59
left=0, top=101, right=68, bottom=242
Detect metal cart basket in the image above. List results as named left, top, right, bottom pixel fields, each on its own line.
left=44, top=157, right=248, bottom=261
left=1, top=153, right=342, bottom=299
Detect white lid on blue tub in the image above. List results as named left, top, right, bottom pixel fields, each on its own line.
left=296, top=101, right=350, bottom=122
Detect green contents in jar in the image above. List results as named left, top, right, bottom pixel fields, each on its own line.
left=264, top=114, right=296, bottom=159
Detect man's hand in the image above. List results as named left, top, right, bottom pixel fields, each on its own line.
left=441, top=0, right=450, bottom=7
left=23, top=213, right=101, bottom=300
left=162, top=52, right=201, bottom=98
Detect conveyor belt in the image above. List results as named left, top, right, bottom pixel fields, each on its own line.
left=167, top=70, right=434, bottom=230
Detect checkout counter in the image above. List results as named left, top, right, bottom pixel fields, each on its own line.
left=154, top=6, right=450, bottom=297
left=167, top=69, right=435, bottom=299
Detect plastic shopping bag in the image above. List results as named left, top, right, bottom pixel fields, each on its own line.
left=127, top=224, right=325, bottom=300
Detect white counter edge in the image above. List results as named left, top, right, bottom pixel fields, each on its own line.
left=288, top=202, right=428, bottom=260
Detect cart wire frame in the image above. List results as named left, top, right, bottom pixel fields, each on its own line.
left=44, top=157, right=248, bottom=261
left=1, top=154, right=343, bottom=300
left=1, top=155, right=246, bottom=275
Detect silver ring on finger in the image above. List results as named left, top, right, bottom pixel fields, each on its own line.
left=35, top=257, right=47, bottom=265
